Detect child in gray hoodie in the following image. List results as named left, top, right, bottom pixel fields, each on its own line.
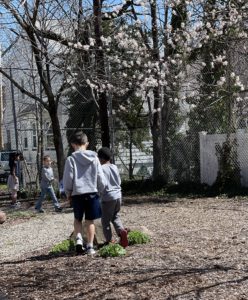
left=35, top=155, right=62, bottom=213
left=63, top=131, right=106, bottom=255
left=98, top=147, right=128, bottom=248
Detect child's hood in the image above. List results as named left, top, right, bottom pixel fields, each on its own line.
left=72, top=150, right=97, bottom=166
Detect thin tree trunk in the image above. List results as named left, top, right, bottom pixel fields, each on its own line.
left=93, top=0, right=110, bottom=147
left=48, top=103, right=64, bottom=180
left=129, top=129, right=134, bottom=179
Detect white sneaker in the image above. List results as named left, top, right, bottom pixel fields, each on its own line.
left=75, top=238, right=84, bottom=254
left=86, top=246, right=96, bottom=255
left=10, top=202, right=21, bottom=209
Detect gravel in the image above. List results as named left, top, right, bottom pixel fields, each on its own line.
left=0, top=209, right=74, bottom=262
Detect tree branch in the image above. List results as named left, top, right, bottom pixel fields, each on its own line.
left=32, top=0, right=41, bottom=24
left=0, top=67, right=48, bottom=110
left=2, top=2, right=28, bottom=29
left=102, top=0, right=134, bottom=20
left=130, top=4, right=152, bottom=53
left=25, top=28, right=55, bottom=102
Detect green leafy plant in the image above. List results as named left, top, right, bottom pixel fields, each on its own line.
left=8, top=211, right=37, bottom=219
left=99, top=243, right=126, bottom=258
left=50, top=239, right=75, bottom=254
left=18, top=188, right=28, bottom=199
left=127, top=231, right=150, bottom=245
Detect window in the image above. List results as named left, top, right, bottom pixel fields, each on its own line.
left=45, top=122, right=55, bottom=150
left=0, top=152, right=10, bottom=161
left=6, top=130, right=11, bottom=149
left=32, top=124, right=37, bottom=149
left=24, top=136, right=28, bottom=149
left=21, top=79, right=25, bottom=100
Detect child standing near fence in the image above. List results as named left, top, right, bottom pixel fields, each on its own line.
left=8, top=152, right=21, bottom=209
left=97, top=147, right=128, bottom=248
left=35, top=155, right=62, bottom=213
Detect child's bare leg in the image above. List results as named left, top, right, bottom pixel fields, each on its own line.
left=85, top=220, right=95, bottom=245
left=74, top=218, right=83, bottom=237
left=74, top=218, right=84, bottom=253
left=11, top=190, right=17, bottom=205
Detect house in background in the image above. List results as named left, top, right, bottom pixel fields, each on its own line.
left=2, top=35, right=69, bottom=169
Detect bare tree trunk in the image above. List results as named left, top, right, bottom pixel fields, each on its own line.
left=1, top=1, right=66, bottom=180
left=48, top=102, right=65, bottom=180
left=160, top=2, right=187, bottom=181
left=93, top=0, right=110, bottom=147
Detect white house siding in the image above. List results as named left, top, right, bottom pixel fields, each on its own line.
left=200, top=130, right=248, bottom=187
left=115, top=141, right=153, bottom=178
left=236, top=130, right=248, bottom=187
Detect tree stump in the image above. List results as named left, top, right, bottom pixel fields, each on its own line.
left=69, top=219, right=105, bottom=246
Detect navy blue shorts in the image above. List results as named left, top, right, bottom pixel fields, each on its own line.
left=72, top=193, right=101, bottom=221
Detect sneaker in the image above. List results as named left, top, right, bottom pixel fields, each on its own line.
left=119, top=229, right=128, bottom=248
left=35, top=208, right=45, bottom=213
left=10, top=202, right=21, bottom=209
left=75, top=238, right=85, bottom=254
left=86, top=246, right=96, bottom=255
left=55, top=207, right=63, bottom=212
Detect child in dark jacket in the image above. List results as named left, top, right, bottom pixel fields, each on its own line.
left=98, top=147, right=128, bottom=248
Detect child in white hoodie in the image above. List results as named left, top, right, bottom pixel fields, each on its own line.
left=63, top=131, right=106, bottom=255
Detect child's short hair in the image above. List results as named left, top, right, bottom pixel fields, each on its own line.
left=69, top=131, right=88, bottom=145
left=98, top=147, right=112, bottom=161
left=43, top=155, right=51, bottom=161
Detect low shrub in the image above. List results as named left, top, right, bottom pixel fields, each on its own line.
left=99, top=243, right=126, bottom=258
left=50, top=239, right=75, bottom=254
left=122, top=179, right=166, bottom=196
left=128, top=231, right=150, bottom=245
left=8, top=211, right=36, bottom=219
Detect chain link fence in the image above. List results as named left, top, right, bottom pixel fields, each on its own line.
left=2, top=40, right=248, bottom=189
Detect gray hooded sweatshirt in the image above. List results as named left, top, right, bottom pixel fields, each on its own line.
left=63, top=150, right=106, bottom=196
left=40, top=166, right=54, bottom=189
left=101, top=163, right=122, bottom=202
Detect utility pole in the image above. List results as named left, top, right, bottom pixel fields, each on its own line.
left=0, top=37, right=20, bottom=150
left=10, top=67, right=19, bottom=150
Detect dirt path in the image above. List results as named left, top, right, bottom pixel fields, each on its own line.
left=1, top=197, right=248, bottom=299
left=0, top=209, right=74, bottom=262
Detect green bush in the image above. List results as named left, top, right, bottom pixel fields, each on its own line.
left=50, top=239, right=75, bottom=254
left=128, top=231, right=150, bottom=245
left=18, top=188, right=28, bottom=199
left=99, top=244, right=126, bottom=258
left=121, top=179, right=166, bottom=196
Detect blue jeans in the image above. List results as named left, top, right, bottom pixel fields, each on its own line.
left=35, top=186, right=60, bottom=210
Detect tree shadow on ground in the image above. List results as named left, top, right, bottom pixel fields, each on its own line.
left=1, top=260, right=247, bottom=299
left=165, top=274, right=248, bottom=300
left=0, top=251, right=78, bottom=266
left=123, top=195, right=177, bottom=205
left=91, top=265, right=248, bottom=299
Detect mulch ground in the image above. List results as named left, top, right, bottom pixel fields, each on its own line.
left=1, top=196, right=248, bottom=300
